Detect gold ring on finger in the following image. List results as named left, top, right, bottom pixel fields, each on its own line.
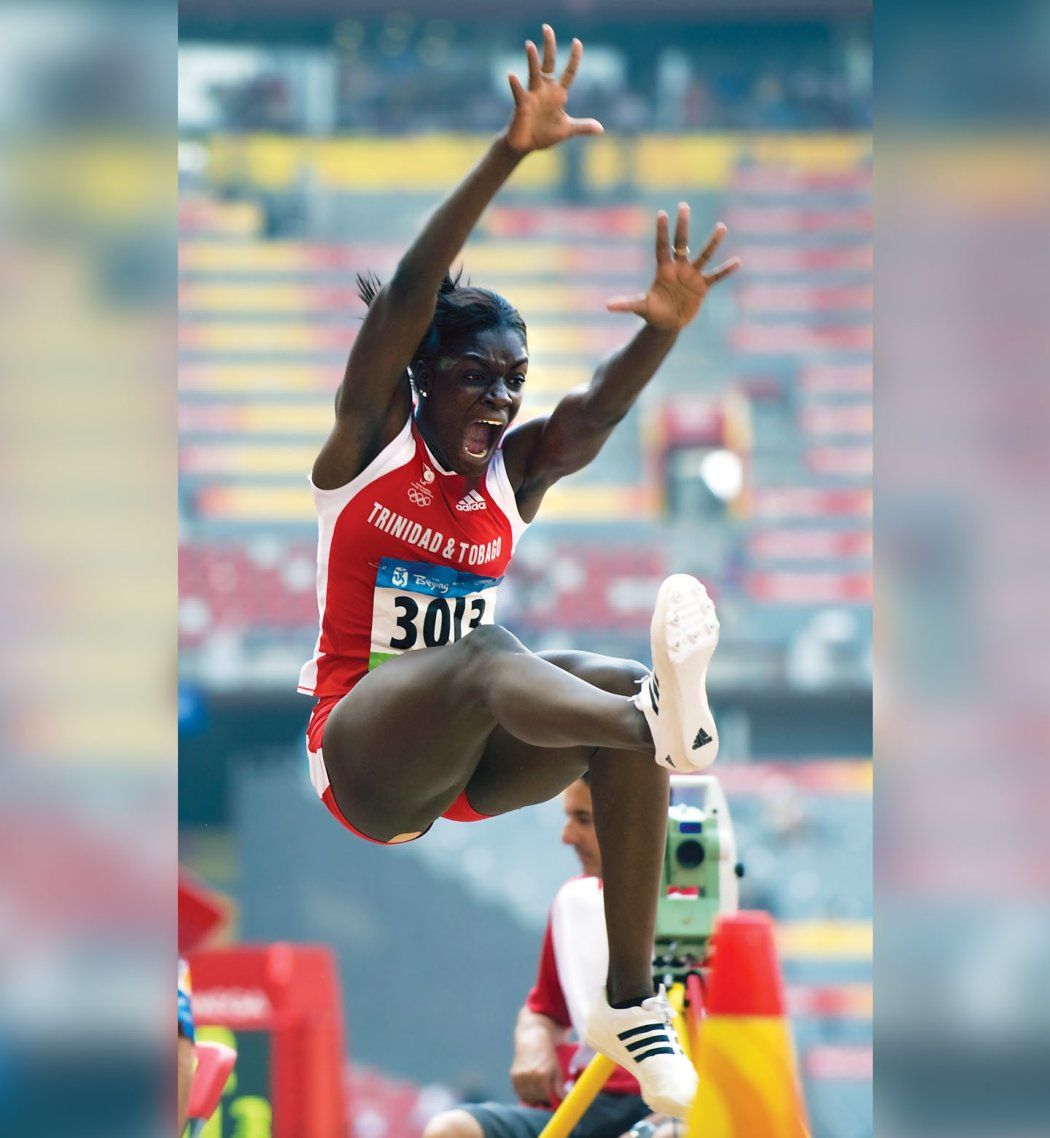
left=541, top=71, right=555, bottom=79
left=674, top=245, right=690, bottom=257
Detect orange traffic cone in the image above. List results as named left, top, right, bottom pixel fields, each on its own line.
left=687, top=912, right=810, bottom=1138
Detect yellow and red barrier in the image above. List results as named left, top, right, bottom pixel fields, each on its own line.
left=686, top=912, right=809, bottom=1138
left=538, top=911, right=810, bottom=1138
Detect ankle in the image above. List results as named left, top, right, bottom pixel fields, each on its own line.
left=609, top=995, right=649, bottom=1010
left=606, top=984, right=655, bottom=1008
left=625, top=699, right=654, bottom=751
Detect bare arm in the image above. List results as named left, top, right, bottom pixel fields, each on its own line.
left=509, top=1006, right=569, bottom=1106
left=313, top=26, right=603, bottom=490
left=504, top=206, right=739, bottom=520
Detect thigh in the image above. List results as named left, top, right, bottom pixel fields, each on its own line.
left=462, top=650, right=649, bottom=819
left=461, top=1103, right=553, bottom=1138
left=321, top=633, right=501, bottom=840
left=538, top=650, right=649, bottom=700
left=462, top=1092, right=648, bottom=1138
left=573, top=1093, right=650, bottom=1138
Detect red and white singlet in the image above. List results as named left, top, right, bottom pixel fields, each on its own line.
left=298, top=415, right=529, bottom=702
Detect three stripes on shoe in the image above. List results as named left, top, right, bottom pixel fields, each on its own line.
left=617, top=1019, right=681, bottom=1064
left=647, top=672, right=676, bottom=771
left=646, top=669, right=678, bottom=769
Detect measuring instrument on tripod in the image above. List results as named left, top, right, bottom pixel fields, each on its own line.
left=538, top=775, right=809, bottom=1138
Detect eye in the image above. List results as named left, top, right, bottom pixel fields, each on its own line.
left=464, top=371, right=486, bottom=383
left=507, top=374, right=526, bottom=390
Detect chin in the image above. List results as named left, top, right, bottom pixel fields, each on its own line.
left=459, top=448, right=494, bottom=474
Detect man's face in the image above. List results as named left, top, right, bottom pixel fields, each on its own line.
left=561, top=780, right=600, bottom=877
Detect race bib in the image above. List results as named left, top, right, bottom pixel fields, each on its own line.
left=369, top=557, right=501, bottom=671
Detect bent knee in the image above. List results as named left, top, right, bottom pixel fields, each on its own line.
left=457, top=625, right=528, bottom=701
left=460, top=622, right=526, bottom=661
left=616, top=657, right=649, bottom=692
left=422, top=1110, right=484, bottom=1138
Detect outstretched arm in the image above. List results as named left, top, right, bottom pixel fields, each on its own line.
left=313, top=26, right=603, bottom=490
left=504, top=205, right=739, bottom=520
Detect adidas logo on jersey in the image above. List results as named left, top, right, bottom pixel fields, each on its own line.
left=455, top=489, right=487, bottom=512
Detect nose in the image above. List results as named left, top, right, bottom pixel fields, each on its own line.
left=484, top=379, right=512, bottom=408
left=561, top=821, right=576, bottom=847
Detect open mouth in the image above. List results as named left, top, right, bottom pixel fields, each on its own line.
left=462, top=419, right=503, bottom=459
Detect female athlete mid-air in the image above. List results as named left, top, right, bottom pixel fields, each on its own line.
left=299, top=25, right=738, bottom=1119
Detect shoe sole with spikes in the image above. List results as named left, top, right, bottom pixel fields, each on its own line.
left=648, top=574, right=720, bottom=771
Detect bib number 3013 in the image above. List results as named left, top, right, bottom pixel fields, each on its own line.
left=389, top=594, right=487, bottom=650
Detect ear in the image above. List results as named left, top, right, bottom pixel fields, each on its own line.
left=412, top=360, right=433, bottom=400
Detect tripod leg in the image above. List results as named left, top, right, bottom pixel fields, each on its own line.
left=536, top=1053, right=617, bottom=1138
left=667, top=983, right=693, bottom=1063
left=685, top=972, right=706, bottom=1060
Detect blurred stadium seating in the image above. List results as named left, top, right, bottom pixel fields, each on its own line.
left=179, top=10, right=871, bottom=1138
left=179, top=133, right=872, bottom=693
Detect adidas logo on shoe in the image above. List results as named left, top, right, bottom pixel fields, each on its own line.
left=455, top=489, right=487, bottom=512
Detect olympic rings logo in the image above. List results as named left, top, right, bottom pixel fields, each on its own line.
left=407, top=486, right=432, bottom=507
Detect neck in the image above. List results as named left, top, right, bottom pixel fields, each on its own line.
left=414, top=410, right=455, bottom=473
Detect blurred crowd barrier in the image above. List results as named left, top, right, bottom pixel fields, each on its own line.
left=177, top=17, right=871, bottom=136
left=187, top=133, right=871, bottom=194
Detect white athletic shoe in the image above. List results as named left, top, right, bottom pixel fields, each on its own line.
left=584, top=986, right=698, bottom=1120
left=634, top=574, right=719, bottom=772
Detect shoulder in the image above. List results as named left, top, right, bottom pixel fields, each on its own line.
left=551, top=875, right=603, bottom=915
left=312, top=383, right=413, bottom=492
left=484, top=447, right=530, bottom=544
left=496, top=416, right=557, bottom=524
left=311, top=410, right=415, bottom=498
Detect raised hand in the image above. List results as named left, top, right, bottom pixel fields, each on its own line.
left=606, top=205, right=741, bottom=332
left=505, top=24, right=603, bottom=153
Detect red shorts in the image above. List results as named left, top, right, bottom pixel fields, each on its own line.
left=306, top=694, right=491, bottom=846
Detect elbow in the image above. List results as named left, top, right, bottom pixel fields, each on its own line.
left=563, top=385, right=624, bottom=435
left=577, top=378, right=630, bottom=432
left=580, top=396, right=628, bottom=434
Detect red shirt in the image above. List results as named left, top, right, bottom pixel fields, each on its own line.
left=299, top=416, right=527, bottom=698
